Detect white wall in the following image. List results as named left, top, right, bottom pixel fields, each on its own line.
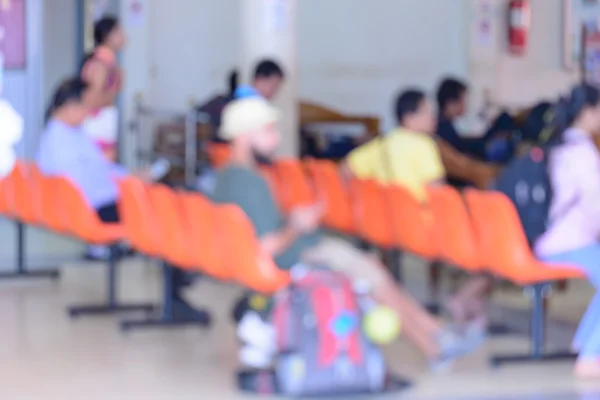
left=131, top=0, right=582, bottom=148
left=43, top=0, right=77, bottom=114
left=144, top=0, right=470, bottom=132
left=146, top=0, right=239, bottom=109
left=298, top=0, right=469, bottom=131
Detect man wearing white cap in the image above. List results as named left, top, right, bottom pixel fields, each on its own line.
left=212, top=98, right=481, bottom=370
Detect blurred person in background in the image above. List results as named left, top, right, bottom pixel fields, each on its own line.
left=234, top=59, right=285, bottom=100
left=346, top=88, right=494, bottom=335
left=80, top=15, right=126, bottom=162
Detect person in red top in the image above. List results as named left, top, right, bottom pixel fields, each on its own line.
left=80, top=15, right=126, bottom=162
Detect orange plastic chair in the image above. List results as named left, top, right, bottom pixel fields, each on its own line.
left=218, top=204, right=290, bottom=293
left=35, top=174, right=70, bottom=233
left=118, top=177, right=162, bottom=258
left=304, top=159, right=355, bottom=234
left=0, top=169, right=13, bottom=216
left=464, top=189, right=581, bottom=366
left=118, top=181, right=210, bottom=331
left=384, top=184, right=437, bottom=259
left=464, top=189, right=583, bottom=284
left=348, top=179, right=394, bottom=249
left=427, top=186, right=481, bottom=271
left=180, top=192, right=230, bottom=280
left=55, top=177, right=123, bottom=245
left=206, top=143, right=231, bottom=169
left=56, top=176, right=155, bottom=318
left=12, top=162, right=41, bottom=225
left=272, top=158, right=316, bottom=213
left=145, top=184, right=191, bottom=268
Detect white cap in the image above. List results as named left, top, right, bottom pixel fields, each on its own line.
left=219, top=98, right=280, bottom=140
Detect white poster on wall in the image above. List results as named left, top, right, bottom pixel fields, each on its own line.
left=264, top=0, right=287, bottom=33
left=125, top=0, right=145, bottom=28
left=476, top=0, right=494, bottom=47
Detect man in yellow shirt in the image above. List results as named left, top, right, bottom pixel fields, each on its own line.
left=346, top=90, right=443, bottom=201
left=346, top=89, right=491, bottom=337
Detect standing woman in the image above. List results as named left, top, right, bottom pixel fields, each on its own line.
left=80, top=15, right=126, bottom=162
left=535, top=84, right=600, bottom=379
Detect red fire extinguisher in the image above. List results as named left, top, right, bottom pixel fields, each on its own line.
left=508, top=0, right=530, bottom=56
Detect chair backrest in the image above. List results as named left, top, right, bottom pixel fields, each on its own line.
left=272, top=158, right=316, bottom=213
left=118, top=178, right=161, bottom=257
left=37, top=174, right=69, bottom=233
left=427, top=186, right=480, bottom=271
left=9, top=161, right=38, bottom=223
left=206, top=143, right=231, bottom=169
left=146, top=184, right=191, bottom=268
left=54, top=177, right=106, bottom=241
left=385, top=184, right=437, bottom=259
left=0, top=175, right=8, bottom=216
left=464, top=189, right=536, bottom=277
left=304, top=159, right=354, bottom=234
left=218, top=203, right=290, bottom=293
left=180, top=192, right=230, bottom=280
left=348, top=179, right=394, bottom=248
left=0, top=162, right=17, bottom=217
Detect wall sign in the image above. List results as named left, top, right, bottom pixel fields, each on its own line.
left=0, top=0, right=26, bottom=69
left=564, top=0, right=600, bottom=70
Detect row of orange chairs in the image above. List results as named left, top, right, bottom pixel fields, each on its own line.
left=263, top=158, right=582, bottom=366
left=0, top=161, right=290, bottom=325
left=0, top=158, right=581, bottom=365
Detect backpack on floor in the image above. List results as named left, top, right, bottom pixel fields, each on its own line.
left=494, top=145, right=553, bottom=246
left=272, top=268, right=386, bottom=397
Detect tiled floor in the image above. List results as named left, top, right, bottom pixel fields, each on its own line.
left=0, top=252, right=599, bottom=399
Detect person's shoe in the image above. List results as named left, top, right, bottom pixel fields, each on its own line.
left=239, top=345, right=274, bottom=369
left=430, top=325, right=484, bottom=373
left=574, top=358, right=600, bottom=379
left=172, top=296, right=211, bottom=323
left=237, top=311, right=276, bottom=355
left=84, top=245, right=111, bottom=261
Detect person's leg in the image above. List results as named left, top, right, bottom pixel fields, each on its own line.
left=543, top=244, right=600, bottom=377
left=96, top=202, right=119, bottom=223
left=572, top=293, right=600, bottom=352
left=446, top=275, right=493, bottom=326
left=301, top=238, right=480, bottom=362
left=84, top=203, right=120, bottom=260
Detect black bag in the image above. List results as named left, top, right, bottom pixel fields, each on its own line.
left=494, top=145, right=553, bottom=245
left=520, top=102, right=553, bottom=143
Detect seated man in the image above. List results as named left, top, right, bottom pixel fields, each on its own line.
left=346, top=89, right=443, bottom=201
left=38, top=77, right=203, bottom=318
left=345, top=89, right=492, bottom=332
left=436, top=78, right=513, bottom=177
left=234, top=59, right=285, bottom=100
left=212, top=97, right=482, bottom=370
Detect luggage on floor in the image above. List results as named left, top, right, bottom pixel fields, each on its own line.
left=272, top=268, right=386, bottom=397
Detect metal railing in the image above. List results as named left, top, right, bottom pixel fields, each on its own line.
left=130, top=97, right=210, bottom=187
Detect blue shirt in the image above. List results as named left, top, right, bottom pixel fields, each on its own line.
left=36, top=119, right=126, bottom=209
left=233, top=85, right=262, bottom=99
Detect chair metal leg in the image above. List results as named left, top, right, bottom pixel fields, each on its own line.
left=120, top=262, right=211, bottom=332
left=387, top=249, right=403, bottom=283
left=490, top=283, right=577, bottom=367
left=68, top=245, right=155, bottom=318
left=0, top=222, right=60, bottom=280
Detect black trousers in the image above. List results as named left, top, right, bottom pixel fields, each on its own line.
left=96, top=203, right=120, bottom=223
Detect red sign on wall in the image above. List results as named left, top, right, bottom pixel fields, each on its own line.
left=0, top=0, right=26, bottom=69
